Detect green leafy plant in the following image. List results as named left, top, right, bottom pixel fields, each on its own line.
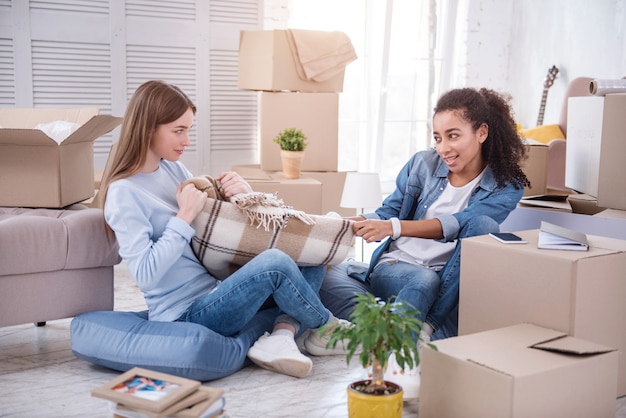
left=322, top=292, right=434, bottom=394
left=273, top=128, right=308, bottom=151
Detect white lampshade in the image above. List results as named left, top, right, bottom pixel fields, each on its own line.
left=340, top=172, right=383, bottom=209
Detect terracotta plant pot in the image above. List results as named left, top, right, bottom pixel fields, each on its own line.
left=346, top=380, right=403, bottom=418
left=280, top=149, right=304, bottom=179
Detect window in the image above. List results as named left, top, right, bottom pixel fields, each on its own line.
left=287, top=0, right=458, bottom=190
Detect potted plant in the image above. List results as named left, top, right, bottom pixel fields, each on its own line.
left=321, top=292, right=433, bottom=418
left=272, top=128, right=307, bottom=179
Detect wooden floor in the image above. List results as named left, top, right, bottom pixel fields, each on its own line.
left=1, top=262, right=625, bottom=417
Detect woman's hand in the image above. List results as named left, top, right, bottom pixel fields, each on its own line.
left=353, top=219, right=394, bottom=243
left=216, top=171, right=253, bottom=197
left=176, top=183, right=207, bottom=224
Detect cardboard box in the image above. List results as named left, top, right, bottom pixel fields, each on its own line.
left=301, top=171, right=357, bottom=217
left=458, top=229, right=626, bottom=396
left=243, top=171, right=323, bottom=214
left=231, top=164, right=273, bottom=181
left=0, top=108, right=121, bottom=208
left=419, top=323, right=618, bottom=418
left=566, top=94, right=626, bottom=210
left=521, top=143, right=548, bottom=197
left=260, top=92, right=339, bottom=172
left=233, top=165, right=356, bottom=217
left=238, top=30, right=346, bottom=93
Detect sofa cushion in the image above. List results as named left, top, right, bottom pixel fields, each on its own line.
left=70, top=309, right=276, bottom=381
left=0, top=205, right=120, bottom=275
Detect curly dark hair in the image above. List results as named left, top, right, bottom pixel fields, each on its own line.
left=433, top=87, right=530, bottom=189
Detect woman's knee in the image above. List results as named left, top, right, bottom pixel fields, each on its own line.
left=320, top=262, right=369, bottom=320
left=255, top=248, right=297, bottom=272
left=408, top=270, right=440, bottom=291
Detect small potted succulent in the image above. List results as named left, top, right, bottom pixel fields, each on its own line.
left=321, top=292, right=433, bottom=417
left=272, top=128, right=307, bottom=179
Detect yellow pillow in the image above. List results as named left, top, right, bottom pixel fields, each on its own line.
left=519, top=124, right=565, bottom=145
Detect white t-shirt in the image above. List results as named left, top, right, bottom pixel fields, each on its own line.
left=378, top=170, right=485, bottom=271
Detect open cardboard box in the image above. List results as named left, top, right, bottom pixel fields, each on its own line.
left=420, top=323, right=618, bottom=418
left=459, top=229, right=626, bottom=396
left=0, top=108, right=121, bottom=208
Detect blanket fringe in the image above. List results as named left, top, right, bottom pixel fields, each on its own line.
left=185, top=176, right=316, bottom=231
left=230, top=191, right=315, bottom=230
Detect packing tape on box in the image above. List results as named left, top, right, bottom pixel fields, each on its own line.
left=589, top=79, right=626, bottom=96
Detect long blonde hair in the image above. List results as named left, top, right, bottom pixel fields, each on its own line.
left=101, top=80, right=197, bottom=206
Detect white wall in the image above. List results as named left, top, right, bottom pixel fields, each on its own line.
left=463, top=0, right=626, bottom=129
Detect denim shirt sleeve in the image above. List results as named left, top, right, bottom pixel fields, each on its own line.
left=438, top=178, right=523, bottom=241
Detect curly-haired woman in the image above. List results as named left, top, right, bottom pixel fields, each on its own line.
left=320, top=87, right=530, bottom=399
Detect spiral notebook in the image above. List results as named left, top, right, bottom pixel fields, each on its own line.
left=537, top=221, right=589, bottom=251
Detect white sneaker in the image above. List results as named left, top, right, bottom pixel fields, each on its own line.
left=304, top=318, right=359, bottom=356
left=383, top=352, right=420, bottom=401
left=247, top=332, right=313, bottom=378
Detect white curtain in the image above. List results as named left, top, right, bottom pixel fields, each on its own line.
left=288, top=0, right=463, bottom=191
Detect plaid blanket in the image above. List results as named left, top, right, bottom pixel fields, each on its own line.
left=184, top=176, right=355, bottom=279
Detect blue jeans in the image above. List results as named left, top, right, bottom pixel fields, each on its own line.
left=369, top=260, right=440, bottom=329
left=177, top=249, right=331, bottom=336
left=320, top=215, right=499, bottom=340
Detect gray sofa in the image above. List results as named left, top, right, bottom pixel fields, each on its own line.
left=0, top=204, right=121, bottom=327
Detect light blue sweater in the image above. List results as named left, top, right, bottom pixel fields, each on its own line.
left=104, top=160, right=219, bottom=321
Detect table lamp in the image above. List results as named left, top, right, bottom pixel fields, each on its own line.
left=340, top=172, right=383, bottom=261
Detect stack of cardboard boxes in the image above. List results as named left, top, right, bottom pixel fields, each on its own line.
left=235, top=29, right=356, bottom=217
left=420, top=230, right=625, bottom=417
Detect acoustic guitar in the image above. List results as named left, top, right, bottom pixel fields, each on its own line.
left=536, top=65, right=559, bottom=126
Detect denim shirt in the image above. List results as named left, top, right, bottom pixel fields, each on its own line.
left=359, top=149, right=523, bottom=281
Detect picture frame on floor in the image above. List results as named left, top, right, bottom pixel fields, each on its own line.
left=91, top=367, right=201, bottom=413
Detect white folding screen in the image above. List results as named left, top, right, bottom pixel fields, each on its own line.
left=0, top=0, right=262, bottom=174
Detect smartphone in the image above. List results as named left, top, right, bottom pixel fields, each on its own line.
left=489, top=232, right=527, bottom=244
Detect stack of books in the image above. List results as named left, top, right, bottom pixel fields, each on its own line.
left=92, top=367, right=225, bottom=418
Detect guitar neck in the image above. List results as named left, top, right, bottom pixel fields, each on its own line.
left=536, top=88, right=549, bottom=126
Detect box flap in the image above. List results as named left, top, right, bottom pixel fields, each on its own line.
left=0, top=108, right=100, bottom=127
left=533, top=335, right=617, bottom=355
left=63, top=115, right=122, bottom=145
left=436, top=324, right=597, bottom=377
left=435, top=323, right=566, bottom=359
left=0, top=109, right=121, bottom=146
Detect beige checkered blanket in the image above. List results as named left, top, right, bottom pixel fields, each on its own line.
left=184, top=176, right=355, bottom=279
